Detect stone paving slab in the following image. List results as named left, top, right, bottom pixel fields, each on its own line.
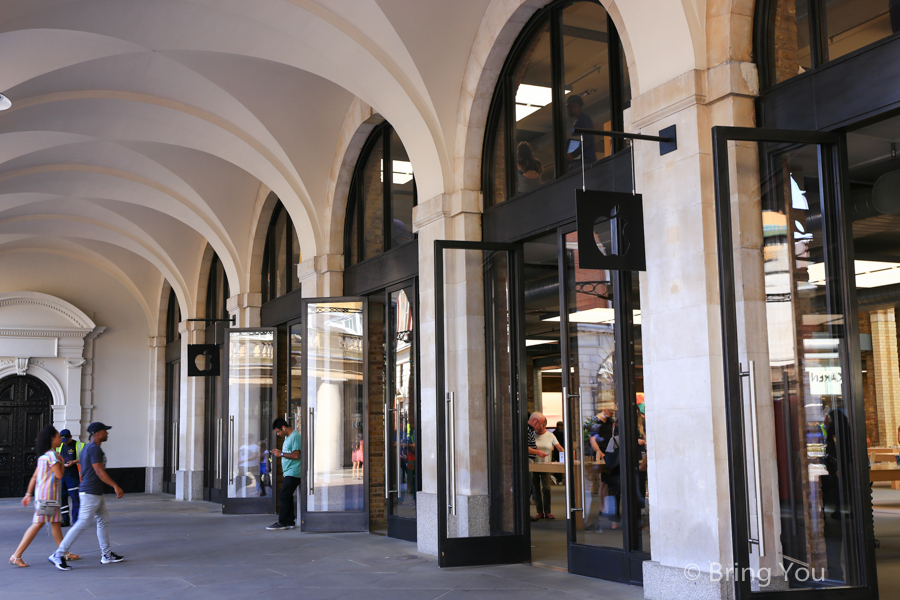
left=1, top=494, right=644, bottom=600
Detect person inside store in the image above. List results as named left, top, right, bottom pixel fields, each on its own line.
left=531, top=412, right=564, bottom=520
left=551, top=420, right=565, bottom=484
left=516, top=141, right=543, bottom=193
left=566, top=93, right=596, bottom=170
left=584, top=407, right=615, bottom=530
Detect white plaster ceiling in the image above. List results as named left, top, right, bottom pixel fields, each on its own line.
left=0, top=0, right=493, bottom=321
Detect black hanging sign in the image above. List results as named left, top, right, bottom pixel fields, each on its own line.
left=575, top=189, right=646, bottom=271
left=187, top=344, right=220, bottom=377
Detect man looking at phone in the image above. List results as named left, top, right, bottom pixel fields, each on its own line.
left=267, top=418, right=301, bottom=531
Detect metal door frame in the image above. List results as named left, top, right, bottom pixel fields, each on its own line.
left=434, top=240, right=531, bottom=568
left=712, top=126, right=877, bottom=599
left=299, top=296, right=369, bottom=532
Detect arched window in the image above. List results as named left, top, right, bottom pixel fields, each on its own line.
left=207, top=253, right=229, bottom=320
left=761, top=0, right=900, bottom=86
left=483, top=0, right=631, bottom=207
left=344, top=122, right=417, bottom=268
left=261, top=199, right=300, bottom=303
left=165, top=287, right=181, bottom=343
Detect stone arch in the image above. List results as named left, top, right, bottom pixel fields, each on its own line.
left=246, top=185, right=279, bottom=296
left=0, top=366, right=65, bottom=411
left=195, top=243, right=216, bottom=321
left=323, top=98, right=386, bottom=257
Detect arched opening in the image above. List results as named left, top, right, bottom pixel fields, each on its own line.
left=162, top=287, right=181, bottom=495
left=261, top=199, right=301, bottom=304
left=0, top=374, right=53, bottom=498
left=203, top=253, right=229, bottom=502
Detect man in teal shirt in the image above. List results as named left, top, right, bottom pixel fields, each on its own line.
left=267, top=418, right=302, bottom=530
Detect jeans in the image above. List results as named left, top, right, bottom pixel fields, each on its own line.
left=54, top=493, right=110, bottom=558
left=278, top=476, right=301, bottom=526
left=60, top=474, right=80, bottom=524
left=532, top=472, right=552, bottom=515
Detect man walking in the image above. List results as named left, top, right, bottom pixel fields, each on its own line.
left=267, top=418, right=301, bottom=531
left=57, top=429, right=83, bottom=527
left=49, top=422, right=124, bottom=570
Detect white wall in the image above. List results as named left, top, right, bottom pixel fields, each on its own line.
left=0, top=252, right=150, bottom=468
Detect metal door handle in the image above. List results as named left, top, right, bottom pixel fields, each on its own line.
left=395, top=409, right=402, bottom=496
left=228, top=416, right=234, bottom=485
left=562, top=388, right=574, bottom=516
left=308, top=407, right=315, bottom=494
left=446, top=392, right=456, bottom=515
left=741, top=361, right=765, bottom=557
left=384, top=403, right=390, bottom=498
left=574, top=391, right=586, bottom=514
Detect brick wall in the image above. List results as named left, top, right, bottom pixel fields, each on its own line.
left=368, top=301, right=387, bottom=527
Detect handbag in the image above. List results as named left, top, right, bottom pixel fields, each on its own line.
left=604, top=431, right=620, bottom=471
left=34, top=496, right=61, bottom=517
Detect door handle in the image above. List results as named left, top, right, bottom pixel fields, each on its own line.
left=562, top=387, right=573, bottom=517
left=308, top=407, right=315, bottom=494
left=572, top=391, right=586, bottom=515
left=384, top=403, right=390, bottom=499
left=446, top=391, right=456, bottom=516
left=740, top=361, right=765, bottom=557
left=228, top=416, right=234, bottom=485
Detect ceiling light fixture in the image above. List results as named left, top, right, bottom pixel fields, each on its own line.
left=0, top=94, right=10, bottom=111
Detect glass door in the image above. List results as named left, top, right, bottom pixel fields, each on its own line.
left=713, top=127, right=877, bottom=598
left=435, top=241, right=530, bottom=567
left=300, top=298, right=368, bottom=532
left=222, top=328, right=277, bottom=514
left=163, top=359, right=180, bottom=495
left=386, top=281, right=418, bottom=541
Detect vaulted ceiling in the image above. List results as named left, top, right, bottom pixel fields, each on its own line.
left=0, top=0, right=493, bottom=322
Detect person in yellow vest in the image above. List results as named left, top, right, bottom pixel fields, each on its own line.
left=56, top=430, right=84, bottom=527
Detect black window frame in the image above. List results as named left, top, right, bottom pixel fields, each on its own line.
left=165, top=287, right=181, bottom=344
left=206, top=252, right=230, bottom=320
left=482, top=0, right=631, bottom=208
left=756, top=0, right=900, bottom=90
left=261, top=200, right=299, bottom=304
left=344, top=121, right=418, bottom=269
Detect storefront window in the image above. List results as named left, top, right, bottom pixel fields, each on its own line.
left=165, top=287, right=181, bottom=343
left=483, top=0, right=631, bottom=206
left=345, top=122, right=417, bottom=268
left=261, top=198, right=300, bottom=303
left=766, top=0, right=900, bottom=86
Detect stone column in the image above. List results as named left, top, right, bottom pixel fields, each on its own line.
left=146, top=335, right=166, bottom=493
left=176, top=320, right=205, bottom=501
left=228, top=293, right=261, bottom=328
left=413, top=190, right=482, bottom=554
left=871, top=309, right=900, bottom=446
left=297, top=254, right=343, bottom=298
left=632, top=61, right=766, bottom=598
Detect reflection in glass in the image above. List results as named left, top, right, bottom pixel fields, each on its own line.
left=390, top=130, right=415, bottom=247
left=227, top=330, right=274, bottom=499
left=826, top=0, right=899, bottom=62
left=389, top=288, right=417, bottom=519
left=562, top=2, right=610, bottom=169
left=492, top=104, right=508, bottom=205
left=306, top=302, right=365, bottom=512
left=442, top=248, right=517, bottom=538
left=274, top=208, right=288, bottom=298
left=513, top=24, right=554, bottom=194
left=770, top=0, right=813, bottom=84
left=363, top=133, right=385, bottom=260
left=290, top=324, right=302, bottom=430
left=733, top=143, right=860, bottom=589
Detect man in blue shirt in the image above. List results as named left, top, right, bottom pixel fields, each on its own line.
left=267, top=418, right=301, bottom=531
left=49, top=422, right=125, bottom=570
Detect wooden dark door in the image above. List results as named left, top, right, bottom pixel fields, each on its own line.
left=0, top=375, right=53, bottom=498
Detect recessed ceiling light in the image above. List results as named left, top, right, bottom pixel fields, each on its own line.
left=0, top=94, right=10, bottom=111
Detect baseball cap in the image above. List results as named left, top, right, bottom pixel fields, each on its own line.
left=87, top=422, right=112, bottom=434
left=60, top=429, right=72, bottom=439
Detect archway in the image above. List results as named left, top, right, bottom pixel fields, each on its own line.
left=0, top=374, right=53, bottom=498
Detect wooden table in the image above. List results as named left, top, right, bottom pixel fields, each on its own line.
left=870, top=463, right=900, bottom=489
left=528, top=462, right=565, bottom=473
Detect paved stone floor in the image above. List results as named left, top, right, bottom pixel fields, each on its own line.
left=1, top=493, right=645, bottom=600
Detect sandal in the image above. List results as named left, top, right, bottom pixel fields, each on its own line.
left=64, top=553, right=80, bottom=561
left=9, top=554, right=28, bottom=567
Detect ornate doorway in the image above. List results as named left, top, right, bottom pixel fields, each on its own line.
left=0, top=375, right=53, bottom=498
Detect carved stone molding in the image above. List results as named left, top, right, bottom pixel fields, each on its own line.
left=65, top=358, right=86, bottom=369
left=16, top=357, right=28, bottom=376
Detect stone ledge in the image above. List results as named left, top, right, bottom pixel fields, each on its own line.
left=643, top=561, right=733, bottom=600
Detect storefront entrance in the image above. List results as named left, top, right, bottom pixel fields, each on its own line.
left=0, top=375, right=53, bottom=498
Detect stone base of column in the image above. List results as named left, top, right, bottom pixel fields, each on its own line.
left=145, top=466, right=163, bottom=493
left=416, top=491, right=438, bottom=556
left=175, top=469, right=204, bottom=501
left=449, top=494, right=490, bottom=537
left=643, top=561, right=733, bottom=600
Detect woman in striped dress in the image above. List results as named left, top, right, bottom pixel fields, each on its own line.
left=9, top=425, right=80, bottom=567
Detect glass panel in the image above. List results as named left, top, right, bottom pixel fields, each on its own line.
left=522, top=233, right=567, bottom=568
left=630, top=274, right=649, bottom=553
left=560, top=231, right=623, bottom=549
left=442, top=248, right=517, bottom=538
left=306, top=302, right=365, bottom=512
left=290, top=219, right=300, bottom=292
left=826, top=0, right=898, bottom=62
left=390, top=130, right=415, bottom=247
left=490, top=103, right=508, bottom=206
left=512, top=24, right=554, bottom=194
left=562, top=2, right=611, bottom=169
left=726, top=141, right=860, bottom=589
left=274, top=209, right=288, bottom=298
left=620, top=40, right=632, bottom=111
left=348, top=202, right=359, bottom=267
left=363, top=133, right=385, bottom=260
left=390, top=287, right=417, bottom=519
left=770, top=0, right=813, bottom=84
left=227, top=330, right=274, bottom=499
left=289, top=324, right=302, bottom=429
